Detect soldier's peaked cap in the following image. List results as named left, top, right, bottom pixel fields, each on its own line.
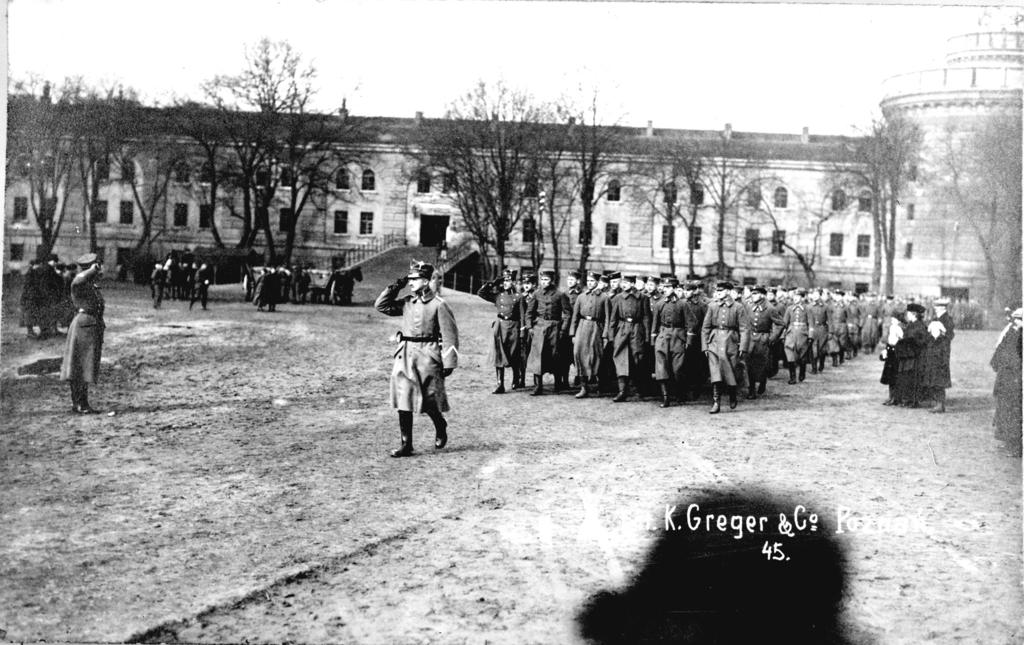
left=647, top=275, right=661, bottom=283
left=752, top=285, right=768, bottom=294
left=540, top=269, right=556, bottom=278
left=716, top=281, right=733, bottom=290
left=664, top=276, right=680, bottom=287
left=621, top=274, right=637, bottom=282
left=568, top=269, right=582, bottom=278
left=608, top=271, right=622, bottom=280
left=521, top=273, right=538, bottom=284
left=77, top=252, right=98, bottom=265
left=502, top=268, right=518, bottom=280
left=587, top=271, right=602, bottom=281
left=407, top=261, right=434, bottom=280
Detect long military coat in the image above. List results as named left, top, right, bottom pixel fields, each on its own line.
left=826, top=302, right=848, bottom=354
left=859, top=300, right=882, bottom=349
left=608, top=290, right=651, bottom=376
left=700, top=298, right=751, bottom=386
left=477, top=281, right=522, bottom=368
left=571, top=289, right=610, bottom=379
left=651, top=295, right=689, bottom=382
left=807, top=303, right=830, bottom=357
left=746, top=300, right=781, bottom=381
left=60, top=266, right=105, bottom=383
left=375, top=283, right=459, bottom=413
left=526, top=285, right=571, bottom=375
left=781, top=302, right=812, bottom=363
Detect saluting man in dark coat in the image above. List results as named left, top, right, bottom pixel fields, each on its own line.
left=570, top=271, right=611, bottom=399
left=744, top=286, right=781, bottom=398
left=525, top=269, right=571, bottom=395
left=921, top=297, right=955, bottom=413
left=60, top=254, right=105, bottom=414
left=477, top=268, right=523, bottom=394
left=375, top=261, right=459, bottom=457
left=607, top=274, right=651, bottom=402
left=701, top=281, right=751, bottom=413
left=650, top=277, right=689, bottom=407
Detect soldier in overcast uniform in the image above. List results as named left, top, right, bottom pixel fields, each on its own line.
left=60, top=254, right=105, bottom=414
left=680, top=280, right=709, bottom=402
left=781, top=288, right=813, bottom=384
left=651, top=277, right=688, bottom=407
left=701, top=281, right=750, bottom=413
left=560, top=270, right=583, bottom=390
left=807, top=289, right=830, bottom=374
left=921, top=297, right=955, bottom=413
left=515, top=271, right=537, bottom=390
left=607, top=274, right=651, bottom=402
left=375, top=261, right=459, bottom=457
left=571, top=271, right=611, bottom=398
left=477, top=268, right=523, bottom=394
left=744, top=286, right=781, bottom=399
left=525, top=269, right=571, bottom=395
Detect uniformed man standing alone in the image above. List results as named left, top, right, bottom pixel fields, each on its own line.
left=477, top=268, right=522, bottom=394
left=525, top=269, right=571, bottom=395
left=61, top=254, right=105, bottom=414
left=701, top=281, right=751, bottom=413
left=375, top=261, right=459, bottom=457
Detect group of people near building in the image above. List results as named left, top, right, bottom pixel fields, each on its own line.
left=241, top=265, right=362, bottom=310
left=476, top=268, right=961, bottom=415
left=149, top=256, right=214, bottom=310
left=18, top=255, right=77, bottom=339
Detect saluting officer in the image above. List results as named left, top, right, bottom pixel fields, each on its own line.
left=60, top=254, right=105, bottom=414
left=744, top=286, right=781, bottom=399
left=651, top=277, right=688, bottom=407
left=375, top=261, right=459, bottom=457
left=525, top=269, right=571, bottom=395
left=477, top=268, right=523, bottom=394
left=571, top=271, right=611, bottom=398
left=607, top=274, right=651, bottom=402
left=701, top=281, right=751, bottom=413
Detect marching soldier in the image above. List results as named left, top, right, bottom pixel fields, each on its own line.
left=744, top=286, right=781, bottom=399
left=570, top=271, right=611, bottom=398
left=807, top=289, right=830, bottom=374
left=607, top=274, right=651, bottom=402
left=680, top=280, right=709, bottom=402
left=650, top=277, right=689, bottom=407
left=844, top=292, right=862, bottom=358
left=375, top=261, right=459, bottom=457
left=477, top=268, right=523, bottom=394
left=560, top=270, right=583, bottom=390
left=825, top=290, right=848, bottom=366
left=525, top=269, right=571, bottom=395
left=598, top=272, right=621, bottom=394
left=780, top=288, right=813, bottom=384
left=516, top=271, right=537, bottom=390
left=701, top=281, right=751, bottom=413
left=859, top=293, right=882, bottom=354
left=150, top=262, right=168, bottom=309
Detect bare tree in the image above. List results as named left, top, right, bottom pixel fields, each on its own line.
left=172, top=101, right=233, bottom=248
left=937, top=114, right=1022, bottom=308
left=746, top=182, right=838, bottom=286
left=116, top=136, right=186, bottom=253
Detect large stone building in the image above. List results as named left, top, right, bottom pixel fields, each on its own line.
left=5, top=24, right=1020, bottom=302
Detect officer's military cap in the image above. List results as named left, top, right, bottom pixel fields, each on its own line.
left=77, top=252, right=98, bottom=265
left=621, top=274, right=637, bottom=282
left=715, top=281, right=733, bottom=290
left=795, top=288, right=808, bottom=296
left=664, top=277, right=679, bottom=287
left=568, top=269, right=582, bottom=279
left=521, top=273, right=538, bottom=284
left=934, top=297, right=950, bottom=306
left=906, top=303, right=926, bottom=314
left=608, top=271, right=622, bottom=280
left=752, top=285, right=768, bottom=294
left=540, top=269, right=556, bottom=279
left=502, top=268, right=518, bottom=281
left=597, top=273, right=611, bottom=284
left=587, top=271, right=602, bottom=281
left=645, top=275, right=659, bottom=283
left=407, top=261, right=435, bottom=280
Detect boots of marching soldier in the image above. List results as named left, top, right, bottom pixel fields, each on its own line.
left=426, top=409, right=448, bottom=449
left=728, top=386, right=738, bottom=409
left=612, top=377, right=629, bottom=402
left=492, top=368, right=506, bottom=394
left=709, top=383, right=721, bottom=414
left=511, top=367, right=524, bottom=390
left=745, top=381, right=757, bottom=400
left=555, top=372, right=569, bottom=392
left=787, top=363, right=797, bottom=385
left=757, top=380, right=767, bottom=396
left=70, top=381, right=98, bottom=414
left=798, top=362, right=807, bottom=382
left=531, top=375, right=544, bottom=396
left=576, top=379, right=590, bottom=399
left=929, top=388, right=946, bottom=414
left=659, top=381, right=671, bottom=408
left=838, top=350, right=845, bottom=365
left=810, top=356, right=818, bottom=375
left=831, top=353, right=839, bottom=368
left=818, top=354, right=827, bottom=373
left=391, top=411, right=414, bottom=457
left=572, top=374, right=581, bottom=388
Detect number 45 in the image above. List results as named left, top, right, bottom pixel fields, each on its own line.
left=762, top=541, right=786, bottom=561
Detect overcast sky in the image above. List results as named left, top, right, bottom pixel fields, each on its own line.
left=6, top=1, right=1002, bottom=136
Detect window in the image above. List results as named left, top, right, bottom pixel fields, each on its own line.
left=605, top=222, right=619, bottom=247
left=744, top=228, right=760, bottom=253
left=904, top=242, right=913, bottom=259
left=333, top=210, right=348, bottom=235
left=858, top=191, right=872, bottom=212
left=690, top=184, right=704, bottom=206
left=524, top=176, right=538, bottom=198
left=40, top=197, right=56, bottom=222
left=359, top=211, right=374, bottom=235
left=199, top=204, right=213, bottom=229
left=255, top=168, right=270, bottom=187
left=335, top=169, right=350, bottom=190
left=361, top=169, right=376, bottom=191
left=661, top=224, right=675, bottom=248
left=772, top=229, right=786, bottom=255
left=200, top=162, right=214, bottom=184
left=856, top=234, right=870, bottom=258
left=522, top=217, right=536, bottom=243
left=908, top=164, right=918, bottom=181
left=120, top=160, right=135, bottom=183
left=116, top=247, right=133, bottom=267
left=773, top=187, right=788, bottom=209
left=13, top=197, right=28, bottom=222
left=829, top=233, right=843, bottom=256
left=280, top=168, right=295, bottom=187
left=279, top=208, right=293, bottom=232
left=855, top=282, right=869, bottom=295
left=442, top=173, right=455, bottom=193
left=906, top=204, right=915, bottom=221
left=743, top=277, right=757, bottom=286
left=173, top=162, right=190, bottom=184
left=119, top=200, right=134, bottom=224
left=173, top=203, right=188, bottom=227
left=607, top=179, right=621, bottom=202
left=831, top=189, right=846, bottom=211
left=663, top=183, right=677, bottom=205
left=689, top=226, right=702, bottom=250
left=10, top=243, right=25, bottom=261
left=578, top=222, right=592, bottom=245
left=746, top=185, right=762, bottom=209
left=95, top=158, right=110, bottom=182
left=417, top=171, right=431, bottom=193
left=92, top=200, right=108, bottom=223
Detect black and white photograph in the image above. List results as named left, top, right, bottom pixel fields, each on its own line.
left=1, top=0, right=1022, bottom=642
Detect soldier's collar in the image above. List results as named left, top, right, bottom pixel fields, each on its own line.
left=413, top=289, right=436, bottom=303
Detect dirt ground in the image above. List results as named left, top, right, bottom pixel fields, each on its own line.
left=1, top=277, right=1020, bottom=644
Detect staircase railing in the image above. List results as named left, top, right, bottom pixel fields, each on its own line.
left=334, top=233, right=407, bottom=269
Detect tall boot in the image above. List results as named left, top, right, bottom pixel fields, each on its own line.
left=728, top=386, right=738, bottom=409
left=511, top=367, right=524, bottom=390
left=69, top=381, right=82, bottom=413
left=426, top=409, right=448, bottom=448
left=709, top=383, right=721, bottom=414
left=757, top=380, right=767, bottom=395
left=659, top=381, right=671, bottom=408
left=787, top=363, right=797, bottom=385
left=818, top=354, right=827, bottom=373
left=391, top=411, right=414, bottom=457
left=798, top=362, right=807, bottom=382
left=576, top=379, right=590, bottom=399
left=492, top=368, right=506, bottom=394
left=531, top=375, right=544, bottom=396
left=745, top=381, right=757, bottom=399
left=76, top=382, right=97, bottom=414
left=832, top=354, right=839, bottom=368
left=810, top=354, right=818, bottom=374
left=612, top=377, right=629, bottom=402
left=929, top=388, right=946, bottom=414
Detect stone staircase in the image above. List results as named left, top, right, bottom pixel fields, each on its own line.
left=347, top=245, right=441, bottom=305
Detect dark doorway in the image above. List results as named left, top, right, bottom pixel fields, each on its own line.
left=420, top=215, right=449, bottom=247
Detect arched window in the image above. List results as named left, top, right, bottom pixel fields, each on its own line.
left=690, top=183, right=704, bottom=206
left=746, top=185, right=762, bottom=209
left=663, top=182, right=677, bottom=205
left=335, top=168, right=350, bottom=190
left=831, top=189, right=847, bottom=211
left=607, top=179, right=621, bottom=202
left=280, top=167, right=295, bottom=187
left=773, top=187, right=788, bottom=209
left=416, top=171, right=431, bottom=193
left=199, top=162, right=214, bottom=184
left=173, top=161, right=190, bottom=184
left=361, top=169, right=376, bottom=191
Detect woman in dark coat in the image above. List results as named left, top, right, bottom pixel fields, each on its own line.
left=893, top=304, right=929, bottom=407
left=60, top=254, right=105, bottom=413
left=991, top=308, right=1022, bottom=456
left=921, top=298, right=955, bottom=412
left=880, top=315, right=903, bottom=404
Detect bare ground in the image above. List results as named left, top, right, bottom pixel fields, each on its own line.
left=0, top=279, right=1020, bottom=644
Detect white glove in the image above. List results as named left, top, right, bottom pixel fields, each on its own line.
left=928, top=320, right=946, bottom=339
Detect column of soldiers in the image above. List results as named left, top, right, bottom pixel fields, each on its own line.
left=478, top=271, right=955, bottom=414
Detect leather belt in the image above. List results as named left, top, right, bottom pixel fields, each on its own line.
left=582, top=315, right=596, bottom=321
left=623, top=317, right=636, bottom=323
left=714, top=326, right=737, bottom=331
left=400, top=334, right=439, bottom=342
left=660, top=324, right=683, bottom=329
left=497, top=313, right=515, bottom=321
